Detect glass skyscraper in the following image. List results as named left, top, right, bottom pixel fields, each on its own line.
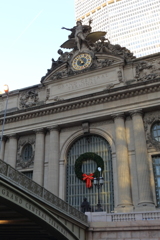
left=75, top=0, right=160, bottom=57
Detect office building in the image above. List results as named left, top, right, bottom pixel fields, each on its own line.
left=75, top=0, right=160, bottom=57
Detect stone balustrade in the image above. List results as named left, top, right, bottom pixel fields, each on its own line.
left=0, top=159, right=88, bottom=225
left=86, top=211, right=160, bottom=222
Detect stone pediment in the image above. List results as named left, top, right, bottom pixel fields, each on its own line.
left=41, top=20, right=135, bottom=84
left=42, top=52, right=125, bottom=84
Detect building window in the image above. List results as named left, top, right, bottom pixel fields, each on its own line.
left=22, top=171, right=33, bottom=179
left=152, top=155, right=160, bottom=207
left=152, top=122, right=160, bottom=142
left=66, top=134, right=114, bottom=212
left=22, top=144, right=33, bottom=161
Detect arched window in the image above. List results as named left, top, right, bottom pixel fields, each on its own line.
left=66, top=134, right=114, bottom=212
left=152, top=122, right=160, bottom=142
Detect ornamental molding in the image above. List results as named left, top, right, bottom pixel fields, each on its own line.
left=16, top=135, right=35, bottom=169
left=1, top=78, right=160, bottom=125
left=144, top=111, right=160, bottom=150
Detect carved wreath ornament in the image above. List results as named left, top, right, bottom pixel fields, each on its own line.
left=75, top=152, right=104, bottom=188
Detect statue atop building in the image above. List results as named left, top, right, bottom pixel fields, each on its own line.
left=61, top=19, right=106, bottom=51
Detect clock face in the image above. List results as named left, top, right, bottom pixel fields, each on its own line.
left=72, top=53, right=92, bottom=71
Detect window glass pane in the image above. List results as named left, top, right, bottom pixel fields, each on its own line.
left=155, top=157, right=160, bottom=164
left=152, top=123, right=160, bottom=142
left=156, top=166, right=160, bottom=175
left=22, top=144, right=33, bottom=161
left=157, top=178, right=160, bottom=187
left=22, top=171, right=33, bottom=179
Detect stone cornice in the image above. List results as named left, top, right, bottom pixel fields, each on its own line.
left=133, top=52, right=160, bottom=63
left=0, top=78, right=160, bottom=124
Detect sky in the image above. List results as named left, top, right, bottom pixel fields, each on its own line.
left=0, top=0, right=75, bottom=93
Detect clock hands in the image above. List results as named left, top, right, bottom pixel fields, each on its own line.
left=79, top=58, right=84, bottom=64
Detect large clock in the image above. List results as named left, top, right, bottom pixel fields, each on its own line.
left=72, top=53, right=92, bottom=71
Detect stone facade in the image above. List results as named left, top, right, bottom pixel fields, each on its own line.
left=1, top=35, right=160, bottom=238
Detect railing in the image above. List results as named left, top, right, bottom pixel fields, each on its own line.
left=86, top=211, right=160, bottom=222
left=0, top=159, right=88, bottom=225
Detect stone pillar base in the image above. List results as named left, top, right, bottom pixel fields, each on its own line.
left=114, top=205, right=134, bottom=213
left=135, top=203, right=155, bottom=212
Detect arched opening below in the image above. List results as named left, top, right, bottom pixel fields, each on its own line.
left=66, top=134, right=114, bottom=212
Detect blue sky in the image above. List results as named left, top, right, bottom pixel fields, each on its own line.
left=0, top=0, right=75, bottom=92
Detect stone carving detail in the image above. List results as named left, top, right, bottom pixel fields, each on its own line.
left=97, top=58, right=114, bottom=68
left=49, top=57, right=115, bottom=80
left=135, top=60, right=160, bottom=81
left=41, top=19, right=135, bottom=82
left=144, top=111, right=160, bottom=150
left=46, top=88, right=50, bottom=100
left=16, top=135, right=35, bottom=169
left=82, top=122, right=90, bottom=134
left=104, top=82, right=120, bottom=90
left=0, top=160, right=7, bottom=174
left=117, top=70, right=123, bottom=82
left=53, top=96, right=64, bottom=102
left=93, top=37, right=135, bottom=62
left=19, top=89, right=39, bottom=109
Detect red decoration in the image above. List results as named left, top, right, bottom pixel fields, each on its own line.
left=82, top=173, right=94, bottom=188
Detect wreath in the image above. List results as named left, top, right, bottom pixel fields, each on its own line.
left=75, top=152, right=104, bottom=188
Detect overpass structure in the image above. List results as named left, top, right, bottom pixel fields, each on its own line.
left=0, top=159, right=88, bottom=240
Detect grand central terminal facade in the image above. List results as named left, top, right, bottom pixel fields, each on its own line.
left=1, top=21, right=160, bottom=239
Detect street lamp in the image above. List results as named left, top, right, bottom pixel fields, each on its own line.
left=0, top=84, right=9, bottom=152
left=94, top=167, right=104, bottom=212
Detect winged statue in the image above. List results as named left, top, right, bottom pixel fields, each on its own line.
left=61, top=19, right=106, bottom=51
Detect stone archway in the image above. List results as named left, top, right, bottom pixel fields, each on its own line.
left=0, top=180, right=83, bottom=240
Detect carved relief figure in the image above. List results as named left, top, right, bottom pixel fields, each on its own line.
left=19, top=89, right=39, bottom=109
left=135, top=60, right=160, bottom=81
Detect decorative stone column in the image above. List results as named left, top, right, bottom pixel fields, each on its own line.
left=59, top=159, right=65, bottom=199
left=48, top=125, right=60, bottom=196
left=112, top=113, right=133, bottom=211
left=130, top=110, right=154, bottom=208
left=7, top=134, right=18, bottom=167
left=33, top=128, right=45, bottom=186
left=0, top=136, right=6, bottom=160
